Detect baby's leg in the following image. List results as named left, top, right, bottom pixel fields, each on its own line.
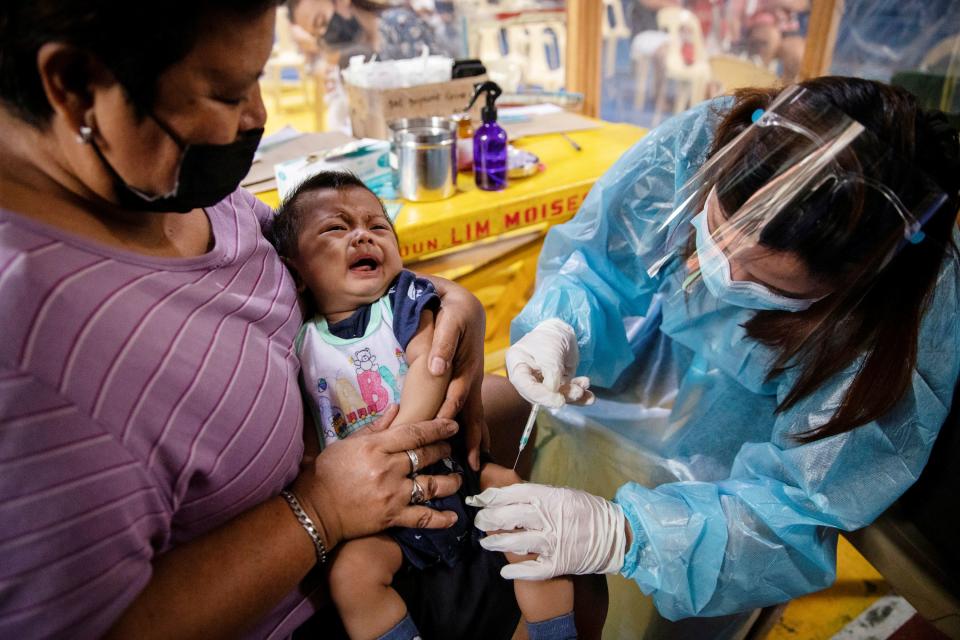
left=481, top=375, right=609, bottom=638
left=506, top=551, right=608, bottom=639
left=481, top=464, right=577, bottom=639
left=510, top=552, right=575, bottom=625
left=328, top=535, right=408, bottom=640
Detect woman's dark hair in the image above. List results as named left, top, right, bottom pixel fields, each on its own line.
left=0, top=0, right=282, bottom=127
left=706, top=77, right=960, bottom=441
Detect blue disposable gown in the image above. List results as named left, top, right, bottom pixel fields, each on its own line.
left=511, top=99, right=960, bottom=620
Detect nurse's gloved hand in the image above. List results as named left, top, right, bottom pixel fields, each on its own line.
left=467, top=483, right=627, bottom=580
left=505, top=319, right=595, bottom=409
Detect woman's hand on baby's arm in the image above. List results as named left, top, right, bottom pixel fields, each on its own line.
left=293, top=409, right=464, bottom=550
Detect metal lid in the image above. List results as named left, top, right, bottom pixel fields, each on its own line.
left=389, top=116, right=457, bottom=146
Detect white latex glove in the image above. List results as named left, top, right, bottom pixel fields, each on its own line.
left=466, top=483, right=627, bottom=580
left=505, top=319, right=595, bottom=408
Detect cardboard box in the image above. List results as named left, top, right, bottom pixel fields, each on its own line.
left=344, top=75, right=486, bottom=140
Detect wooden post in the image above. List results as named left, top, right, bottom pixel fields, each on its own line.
left=799, top=0, right=844, bottom=80
left=566, top=0, right=603, bottom=118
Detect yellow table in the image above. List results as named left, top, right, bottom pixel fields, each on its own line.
left=258, top=120, right=647, bottom=370
left=401, top=122, right=645, bottom=261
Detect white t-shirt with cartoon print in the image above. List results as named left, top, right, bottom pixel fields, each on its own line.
left=295, top=271, right=439, bottom=447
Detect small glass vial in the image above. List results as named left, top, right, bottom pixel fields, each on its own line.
left=452, top=113, right=474, bottom=172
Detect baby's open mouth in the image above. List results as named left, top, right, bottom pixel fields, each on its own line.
left=349, top=257, right=380, bottom=272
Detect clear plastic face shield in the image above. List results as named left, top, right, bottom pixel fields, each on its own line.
left=647, top=85, right=948, bottom=313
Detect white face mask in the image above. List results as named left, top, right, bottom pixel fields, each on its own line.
left=690, top=210, right=822, bottom=312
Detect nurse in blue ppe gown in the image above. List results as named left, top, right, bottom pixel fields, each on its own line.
left=469, top=77, right=960, bottom=636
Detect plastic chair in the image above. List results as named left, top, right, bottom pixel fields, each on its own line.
left=475, top=25, right=504, bottom=62
left=631, top=30, right=669, bottom=109
left=485, top=57, right=525, bottom=93
left=652, top=6, right=711, bottom=125
left=504, top=25, right=529, bottom=60
left=264, top=7, right=313, bottom=114
left=845, top=380, right=960, bottom=638
left=708, top=53, right=780, bottom=95
left=525, top=22, right=566, bottom=92
left=603, top=0, right=632, bottom=78
left=473, top=24, right=528, bottom=93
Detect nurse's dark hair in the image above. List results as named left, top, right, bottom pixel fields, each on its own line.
left=0, top=0, right=282, bottom=126
left=270, top=170, right=393, bottom=260
left=710, top=77, right=960, bottom=442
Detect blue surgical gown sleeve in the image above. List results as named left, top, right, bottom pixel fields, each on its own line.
left=510, top=101, right=727, bottom=387
left=614, top=249, right=960, bottom=619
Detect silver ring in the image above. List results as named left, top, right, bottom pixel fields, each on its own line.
left=409, top=477, right=426, bottom=505
left=405, top=449, right=420, bottom=474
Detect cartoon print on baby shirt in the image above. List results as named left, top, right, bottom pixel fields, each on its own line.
left=354, top=347, right=377, bottom=372
left=335, top=375, right=371, bottom=431
left=354, top=347, right=390, bottom=414
left=379, top=364, right=400, bottom=400
left=330, top=407, right=348, bottom=438
left=316, top=381, right=336, bottom=441
left=395, top=347, right=409, bottom=376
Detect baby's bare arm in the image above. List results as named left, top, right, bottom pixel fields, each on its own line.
left=395, top=309, right=452, bottom=424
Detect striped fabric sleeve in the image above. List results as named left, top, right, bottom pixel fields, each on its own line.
left=0, top=368, right=168, bottom=639
left=243, top=188, right=277, bottom=235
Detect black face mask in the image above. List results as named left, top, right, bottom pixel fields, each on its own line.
left=88, top=112, right=263, bottom=213
left=322, top=12, right=363, bottom=46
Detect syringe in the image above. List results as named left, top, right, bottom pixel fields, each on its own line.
left=512, top=403, right=541, bottom=470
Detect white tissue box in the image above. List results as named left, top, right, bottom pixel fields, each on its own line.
left=274, top=139, right=395, bottom=202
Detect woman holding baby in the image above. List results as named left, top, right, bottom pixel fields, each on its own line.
left=0, top=1, right=522, bottom=638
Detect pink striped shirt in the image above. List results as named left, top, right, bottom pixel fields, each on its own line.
left=0, top=189, right=315, bottom=638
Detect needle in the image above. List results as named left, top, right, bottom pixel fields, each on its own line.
left=513, top=403, right=541, bottom=470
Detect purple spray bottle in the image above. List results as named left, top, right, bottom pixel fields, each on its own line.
left=465, top=81, right=508, bottom=191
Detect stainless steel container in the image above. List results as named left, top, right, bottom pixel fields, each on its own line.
left=389, top=117, right=457, bottom=202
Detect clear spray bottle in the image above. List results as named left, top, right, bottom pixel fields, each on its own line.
left=464, top=81, right=508, bottom=191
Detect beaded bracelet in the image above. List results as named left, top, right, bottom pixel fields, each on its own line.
left=280, top=490, right=328, bottom=565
